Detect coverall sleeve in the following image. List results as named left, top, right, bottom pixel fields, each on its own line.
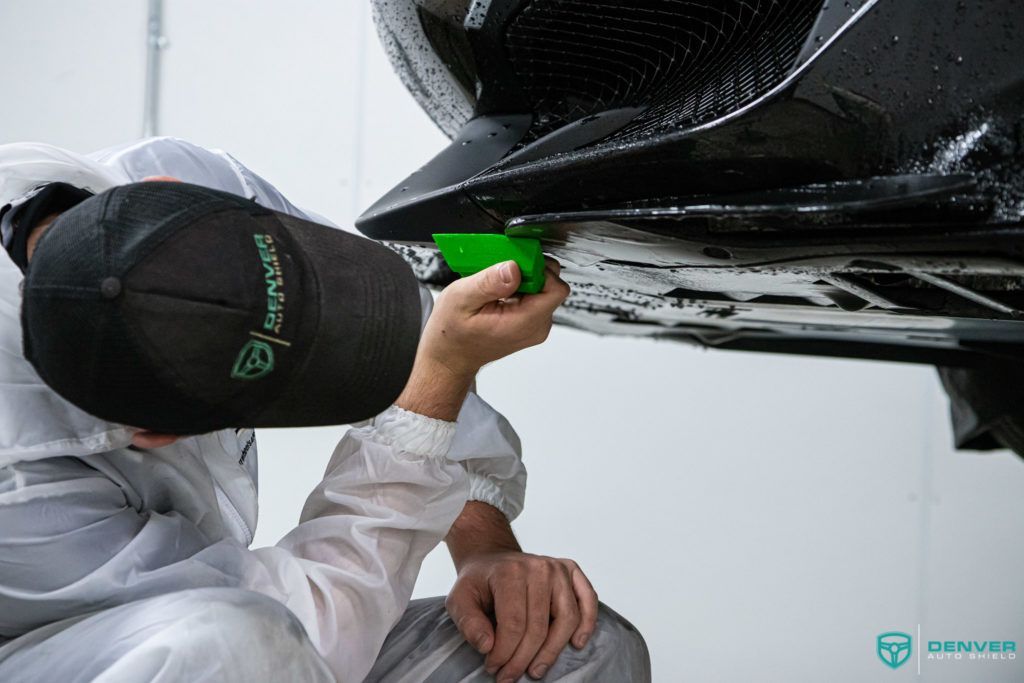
left=449, top=391, right=528, bottom=521
left=245, top=407, right=470, bottom=680
left=0, top=409, right=469, bottom=682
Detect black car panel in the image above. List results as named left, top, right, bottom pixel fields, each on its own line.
left=360, top=0, right=1024, bottom=366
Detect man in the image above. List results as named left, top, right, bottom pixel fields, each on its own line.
left=0, top=138, right=650, bottom=682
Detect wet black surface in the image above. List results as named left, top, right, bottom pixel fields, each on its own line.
left=364, top=0, right=1024, bottom=365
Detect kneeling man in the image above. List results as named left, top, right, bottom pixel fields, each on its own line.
left=0, top=138, right=650, bottom=682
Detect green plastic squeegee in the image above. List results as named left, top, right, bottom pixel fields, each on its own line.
left=432, top=233, right=546, bottom=294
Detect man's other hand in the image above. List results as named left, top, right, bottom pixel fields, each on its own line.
left=445, top=551, right=599, bottom=682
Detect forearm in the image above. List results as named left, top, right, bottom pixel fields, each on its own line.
left=396, top=354, right=475, bottom=422
left=446, top=500, right=522, bottom=570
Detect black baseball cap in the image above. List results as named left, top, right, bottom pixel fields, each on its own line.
left=21, top=181, right=422, bottom=434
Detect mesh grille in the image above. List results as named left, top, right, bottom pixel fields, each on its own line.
left=505, top=0, right=822, bottom=145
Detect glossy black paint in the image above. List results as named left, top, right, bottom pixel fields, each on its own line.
left=360, top=0, right=1024, bottom=364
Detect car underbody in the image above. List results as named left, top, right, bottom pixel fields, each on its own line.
left=358, top=0, right=1024, bottom=367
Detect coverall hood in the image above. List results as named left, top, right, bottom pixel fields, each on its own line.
left=0, top=142, right=124, bottom=241
left=0, top=252, right=135, bottom=466
left=0, top=143, right=147, bottom=465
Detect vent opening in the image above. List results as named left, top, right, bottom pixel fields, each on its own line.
left=505, top=0, right=823, bottom=147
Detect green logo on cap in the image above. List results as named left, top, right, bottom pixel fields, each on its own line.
left=231, top=339, right=275, bottom=380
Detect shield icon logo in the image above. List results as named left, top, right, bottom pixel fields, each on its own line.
left=231, top=340, right=275, bottom=380
left=877, top=632, right=912, bottom=669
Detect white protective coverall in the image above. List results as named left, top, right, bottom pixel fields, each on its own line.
left=0, top=139, right=650, bottom=682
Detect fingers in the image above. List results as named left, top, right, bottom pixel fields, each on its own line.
left=526, top=564, right=581, bottom=680
left=495, top=569, right=553, bottom=683
left=470, top=554, right=596, bottom=682
left=486, top=565, right=529, bottom=677
left=453, top=261, right=522, bottom=311
left=529, top=262, right=571, bottom=308
left=447, top=256, right=568, bottom=321
left=445, top=586, right=495, bottom=655
left=512, top=270, right=571, bottom=344
left=568, top=561, right=599, bottom=649
left=543, top=256, right=562, bottom=278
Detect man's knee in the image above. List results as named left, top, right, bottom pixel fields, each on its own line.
left=591, top=602, right=648, bottom=660
left=371, top=598, right=649, bottom=682
left=552, top=602, right=650, bottom=682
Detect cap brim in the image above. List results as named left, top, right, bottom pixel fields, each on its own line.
left=249, top=215, right=422, bottom=427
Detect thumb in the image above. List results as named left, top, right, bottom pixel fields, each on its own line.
left=446, top=590, right=496, bottom=654
left=454, top=260, right=521, bottom=310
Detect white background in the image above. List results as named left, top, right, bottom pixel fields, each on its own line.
left=2, top=2, right=1022, bottom=681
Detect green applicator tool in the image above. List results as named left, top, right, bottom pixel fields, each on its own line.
left=432, top=233, right=546, bottom=294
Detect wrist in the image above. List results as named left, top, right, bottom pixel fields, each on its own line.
left=447, top=501, right=521, bottom=570
left=396, top=353, right=475, bottom=422
left=422, top=341, right=481, bottom=379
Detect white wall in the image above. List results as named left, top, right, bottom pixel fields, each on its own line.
left=2, top=2, right=1022, bottom=681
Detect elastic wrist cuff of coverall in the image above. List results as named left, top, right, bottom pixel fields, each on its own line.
left=467, top=473, right=521, bottom=522
left=369, top=404, right=457, bottom=459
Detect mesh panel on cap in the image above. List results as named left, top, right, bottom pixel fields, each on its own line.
left=23, top=192, right=106, bottom=290
left=101, top=183, right=270, bottom=274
